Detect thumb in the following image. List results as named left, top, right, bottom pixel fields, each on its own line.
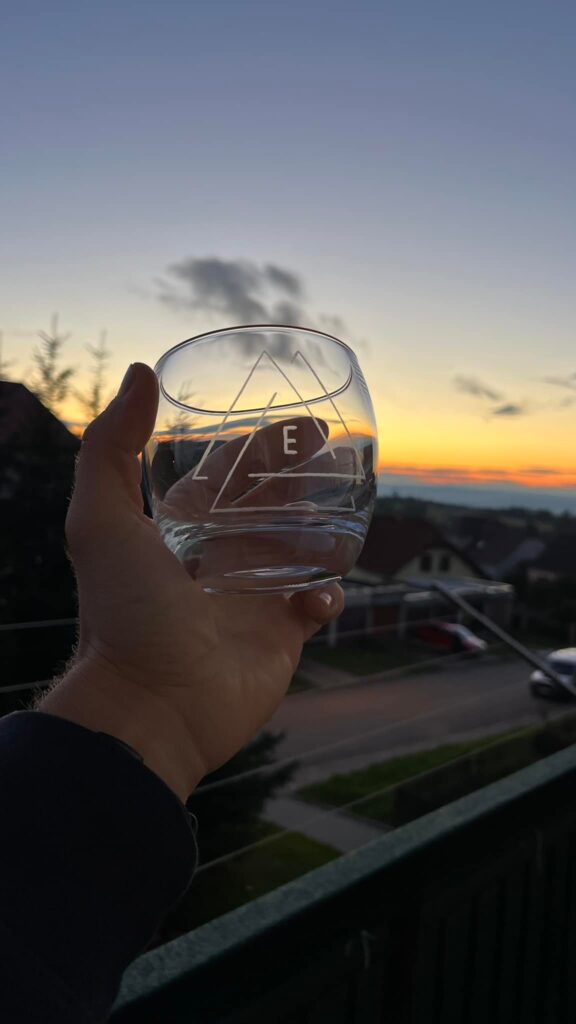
left=67, top=363, right=159, bottom=546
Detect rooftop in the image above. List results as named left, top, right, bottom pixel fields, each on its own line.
left=359, top=515, right=482, bottom=577
left=0, top=382, right=79, bottom=452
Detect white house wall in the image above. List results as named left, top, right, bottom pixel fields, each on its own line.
left=397, top=547, right=480, bottom=581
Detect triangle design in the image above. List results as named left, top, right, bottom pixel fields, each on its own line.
left=191, top=349, right=364, bottom=513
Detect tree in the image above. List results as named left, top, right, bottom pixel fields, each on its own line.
left=75, top=330, right=112, bottom=420
left=167, top=379, right=196, bottom=435
left=31, top=314, right=75, bottom=413
left=0, top=331, right=13, bottom=380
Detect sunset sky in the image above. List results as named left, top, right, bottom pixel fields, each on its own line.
left=2, top=1, right=575, bottom=507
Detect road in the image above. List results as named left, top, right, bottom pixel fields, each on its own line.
left=267, top=655, right=556, bottom=792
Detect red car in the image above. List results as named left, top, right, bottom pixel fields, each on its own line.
left=414, top=621, right=487, bottom=655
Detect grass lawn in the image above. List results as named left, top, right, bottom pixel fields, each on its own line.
left=297, top=730, right=530, bottom=824
left=180, top=822, right=339, bottom=929
left=307, top=643, right=431, bottom=676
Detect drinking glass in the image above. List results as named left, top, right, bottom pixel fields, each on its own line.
left=142, top=325, right=378, bottom=593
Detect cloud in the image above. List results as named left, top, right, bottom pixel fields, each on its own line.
left=264, top=264, right=303, bottom=298
left=542, top=372, right=576, bottom=391
left=157, top=257, right=309, bottom=327
left=456, top=370, right=576, bottom=421
left=378, top=463, right=576, bottom=489
left=152, top=256, right=366, bottom=358
left=453, top=375, right=503, bottom=402
left=491, top=403, right=526, bottom=417
left=159, top=258, right=271, bottom=322
left=317, top=314, right=346, bottom=335
left=454, top=374, right=536, bottom=419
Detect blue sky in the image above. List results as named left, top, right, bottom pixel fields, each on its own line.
left=2, top=0, right=575, bottom=505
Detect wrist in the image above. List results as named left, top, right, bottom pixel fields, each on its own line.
left=37, top=658, right=204, bottom=802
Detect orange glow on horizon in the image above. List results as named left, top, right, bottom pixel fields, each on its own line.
left=378, top=461, right=576, bottom=491
left=62, top=406, right=576, bottom=494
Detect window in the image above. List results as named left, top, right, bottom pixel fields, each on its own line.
left=439, top=554, right=451, bottom=572
left=419, top=553, right=432, bottom=572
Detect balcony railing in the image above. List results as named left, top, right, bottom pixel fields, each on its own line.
left=111, top=743, right=576, bottom=1022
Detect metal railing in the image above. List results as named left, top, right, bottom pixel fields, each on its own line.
left=111, top=743, right=576, bottom=1022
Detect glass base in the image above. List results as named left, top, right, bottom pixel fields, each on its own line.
left=201, top=566, right=342, bottom=595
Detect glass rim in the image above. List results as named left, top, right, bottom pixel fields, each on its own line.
left=154, top=323, right=358, bottom=416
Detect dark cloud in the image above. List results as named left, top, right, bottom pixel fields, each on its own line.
left=271, top=300, right=307, bottom=325
left=453, top=375, right=503, bottom=402
left=161, top=258, right=271, bottom=322
left=492, top=403, right=526, bottom=417
left=456, top=371, right=576, bottom=420
left=542, top=372, right=576, bottom=391
left=156, top=257, right=354, bottom=338
left=264, top=265, right=303, bottom=298
left=454, top=374, right=536, bottom=420
left=158, top=257, right=308, bottom=327
left=378, top=463, right=574, bottom=489
left=153, top=256, right=361, bottom=361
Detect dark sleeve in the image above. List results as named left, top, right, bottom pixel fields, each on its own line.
left=0, top=711, right=198, bottom=1023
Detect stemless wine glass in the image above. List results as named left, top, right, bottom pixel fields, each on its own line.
left=142, top=325, right=378, bottom=593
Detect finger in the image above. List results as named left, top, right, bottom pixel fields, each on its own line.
left=67, top=363, right=159, bottom=545
left=290, top=583, right=346, bottom=641
left=196, top=416, right=329, bottom=503
left=161, top=417, right=332, bottom=518
left=234, top=445, right=359, bottom=509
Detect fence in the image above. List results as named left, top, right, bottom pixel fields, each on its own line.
left=0, top=607, right=495, bottom=695
left=110, top=743, right=576, bottom=1022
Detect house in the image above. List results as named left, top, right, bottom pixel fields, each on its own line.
left=312, top=515, right=512, bottom=648
left=330, top=571, right=514, bottom=649
left=528, top=535, right=576, bottom=584
left=358, top=516, right=483, bottom=582
left=0, top=381, right=79, bottom=499
left=0, top=382, right=80, bottom=628
left=448, top=516, right=546, bottom=580
left=0, top=381, right=79, bottom=448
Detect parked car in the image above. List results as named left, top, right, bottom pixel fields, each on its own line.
left=530, top=648, right=576, bottom=701
left=414, top=621, right=487, bottom=655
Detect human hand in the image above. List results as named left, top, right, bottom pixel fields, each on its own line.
left=39, top=364, right=345, bottom=801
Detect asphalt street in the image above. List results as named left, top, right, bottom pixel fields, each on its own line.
left=267, top=654, right=557, bottom=791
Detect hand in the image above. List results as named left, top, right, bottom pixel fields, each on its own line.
left=38, top=364, right=345, bottom=801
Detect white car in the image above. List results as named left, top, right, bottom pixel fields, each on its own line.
left=530, top=648, right=576, bottom=700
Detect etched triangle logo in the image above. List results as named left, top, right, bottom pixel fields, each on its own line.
left=191, top=349, right=365, bottom=512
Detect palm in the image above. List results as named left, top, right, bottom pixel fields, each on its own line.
left=74, top=502, right=306, bottom=777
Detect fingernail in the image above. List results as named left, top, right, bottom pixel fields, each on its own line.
left=118, top=364, right=136, bottom=398
left=318, top=592, right=334, bottom=608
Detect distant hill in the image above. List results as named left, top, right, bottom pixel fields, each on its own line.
left=377, top=481, right=576, bottom=517
left=375, top=493, right=575, bottom=533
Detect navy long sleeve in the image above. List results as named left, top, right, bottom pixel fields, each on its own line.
left=0, top=711, right=198, bottom=1023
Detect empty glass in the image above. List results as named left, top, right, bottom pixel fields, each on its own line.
left=142, top=326, right=378, bottom=593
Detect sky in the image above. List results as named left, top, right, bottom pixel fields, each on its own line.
left=1, top=0, right=575, bottom=509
